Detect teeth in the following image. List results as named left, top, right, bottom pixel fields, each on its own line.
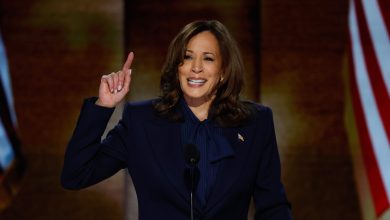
left=188, top=79, right=206, bottom=84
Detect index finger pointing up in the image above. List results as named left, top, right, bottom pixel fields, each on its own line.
left=122, top=52, right=134, bottom=71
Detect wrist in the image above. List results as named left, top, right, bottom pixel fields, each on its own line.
left=95, top=98, right=115, bottom=108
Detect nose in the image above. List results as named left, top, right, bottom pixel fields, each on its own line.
left=191, top=58, right=203, bottom=73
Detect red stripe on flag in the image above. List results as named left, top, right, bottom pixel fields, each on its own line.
left=348, top=39, right=389, bottom=216
left=354, top=0, right=390, bottom=140
left=378, top=0, right=390, bottom=38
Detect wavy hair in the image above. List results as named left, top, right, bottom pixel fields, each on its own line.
left=153, top=20, right=251, bottom=127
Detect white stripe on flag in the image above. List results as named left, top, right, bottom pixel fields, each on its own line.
left=0, top=119, right=14, bottom=169
left=349, top=0, right=390, bottom=200
left=0, top=33, right=17, bottom=125
left=361, top=0, right=390, bottom=95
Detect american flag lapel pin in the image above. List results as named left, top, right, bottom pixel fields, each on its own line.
left=238, top=133, right=245, bottom=142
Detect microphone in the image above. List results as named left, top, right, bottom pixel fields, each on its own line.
left=184, top=143, right=200, bottom=167
left=184, top=144, right=200, bottom=220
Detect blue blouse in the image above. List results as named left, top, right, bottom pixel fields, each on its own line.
left=179, top=98, right=235, bottom=208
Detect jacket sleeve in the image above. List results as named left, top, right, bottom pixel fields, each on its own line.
left=61, top=97, right=130, bottom=190
left=253, top=107, right=292, bottom=219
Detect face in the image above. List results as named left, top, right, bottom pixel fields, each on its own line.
left=178, top=31, right=223, bottom=106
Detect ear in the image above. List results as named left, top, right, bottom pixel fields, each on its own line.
left=220, top=72, right=224, bottom=82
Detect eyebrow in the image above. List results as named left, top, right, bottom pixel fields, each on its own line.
left=185, top=49, right=216, bottom=56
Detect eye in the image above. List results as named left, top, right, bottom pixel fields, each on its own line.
left=184, top=54, right=192, bottom=60
left=204, top=57, right=215, bottom=61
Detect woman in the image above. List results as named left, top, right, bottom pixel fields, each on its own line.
left=61, top=20, right=291, bottom=219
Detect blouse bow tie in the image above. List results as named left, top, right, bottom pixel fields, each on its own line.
left=180, top=98, right=235, bottom=163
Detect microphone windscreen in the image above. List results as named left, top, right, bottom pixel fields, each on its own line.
left=184, top=144, right=200, bottom=166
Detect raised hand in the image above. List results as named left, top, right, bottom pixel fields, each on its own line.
left=96, top=52, right=134, bottom=108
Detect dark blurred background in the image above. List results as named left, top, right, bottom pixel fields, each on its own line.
left=0, top=0, right=372, bottom=219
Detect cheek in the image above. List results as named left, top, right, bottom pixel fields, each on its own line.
left=178, top=64, right=189, bottom=77
left=178, top=66, right=184, bottom=76
left=178, top=68, right=184, bottom=82
left=177, top=68, right=186, bottom=89
left=206, top=63, right=222, bottom=80
left=208, top=71, right=221, bottom=84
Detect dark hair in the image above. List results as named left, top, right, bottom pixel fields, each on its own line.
left=153, top=20, right=251, bottom=127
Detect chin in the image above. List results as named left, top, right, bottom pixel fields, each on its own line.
left=183, top=92, right=213, bottom=102
left=184, top=94, right=206, bottom=100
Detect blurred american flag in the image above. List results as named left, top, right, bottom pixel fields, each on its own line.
left=348, top=0, right=390, bottom=217
left=0, top=31, right=25, bottom=212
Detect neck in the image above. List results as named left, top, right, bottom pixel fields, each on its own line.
left=184, top=96, right=214, bottom=121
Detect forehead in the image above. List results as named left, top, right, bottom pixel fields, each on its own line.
left=186, top=31, right=220, bottom=53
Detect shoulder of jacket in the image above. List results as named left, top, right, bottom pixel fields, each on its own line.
left=122, top=98, right=159, bottom=115
left=242, top=100, right=272, bottom=116
left=126, top=99, right=155, bottom=108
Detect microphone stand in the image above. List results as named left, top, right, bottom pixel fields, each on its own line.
left=184, top=144, right=200, bottom=220
left=189, top=157, right=198, bottom=220
left=190, top=165, right=195, bottom=220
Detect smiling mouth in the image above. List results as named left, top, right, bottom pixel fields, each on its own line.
left=187, top=78, right=207, bottom=86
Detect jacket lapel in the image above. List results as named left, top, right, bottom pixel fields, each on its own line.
left=145, top=117, right=190, bottom=207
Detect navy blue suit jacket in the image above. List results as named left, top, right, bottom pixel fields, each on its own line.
left=61, top=98, right=291, bottom=220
